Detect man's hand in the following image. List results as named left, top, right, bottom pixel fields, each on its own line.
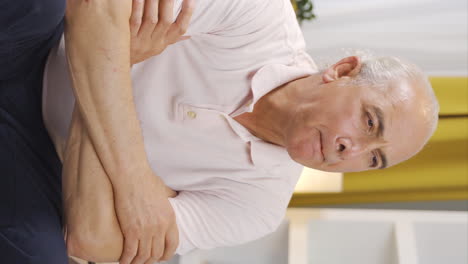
left=115, top=172, right=179, bottom=264
left=130, top=0, right=194, bottom=65
left=117, top=1, right=193, bottom=263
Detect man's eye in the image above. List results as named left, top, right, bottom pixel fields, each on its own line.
left=371, top=154, right=378, bottom=168
left=367, top=118, right=374, bottom=128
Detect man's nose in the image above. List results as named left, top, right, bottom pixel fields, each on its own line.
left=335, top=136, right=379, bottom=160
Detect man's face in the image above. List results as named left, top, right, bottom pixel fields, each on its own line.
left=284, top=71, right=432, bottom=173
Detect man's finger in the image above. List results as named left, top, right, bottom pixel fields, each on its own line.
left=159, top=224, right=179, bottom=261
left=167, top=0, right=195, bottom=43
left=130, top=0, right=145, bottom=37
left=120, top=236, right=139, bottom=264
left=158, top=0, right=175, bottom=31
left=131, top=238, right=152, bottom=264
left=150, top=232, right=166, bottom=261
left=139, top=0, right=159, bottom=37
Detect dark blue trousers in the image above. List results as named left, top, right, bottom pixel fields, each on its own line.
left=0, top=0, right=68, bottom=263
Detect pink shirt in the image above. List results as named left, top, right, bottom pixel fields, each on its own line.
left=42, top=0, right=317, bottom=255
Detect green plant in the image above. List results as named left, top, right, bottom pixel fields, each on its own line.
left=293, top=0, right=316, bottom=24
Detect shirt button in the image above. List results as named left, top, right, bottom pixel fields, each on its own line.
left=187, top=111, right=197, bottom=119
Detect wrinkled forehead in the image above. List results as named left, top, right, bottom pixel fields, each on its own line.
left=381, top=90, right=433, bottom=167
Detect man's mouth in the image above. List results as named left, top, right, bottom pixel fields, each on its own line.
left=316, top=129, right=325, bottom=162
left=320, top=132, right=325, bottom=162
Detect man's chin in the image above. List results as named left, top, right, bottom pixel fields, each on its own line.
left=286, top=140, right=321, bottom=166
left=289, top=155, right=323, bottom=170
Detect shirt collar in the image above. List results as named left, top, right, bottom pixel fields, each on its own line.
left=231, top=63, right=317, bottom=117
left=225, top=115, right=296, bottom=168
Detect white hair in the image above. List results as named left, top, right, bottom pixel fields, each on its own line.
left=352, top=52, right=440, bottom=142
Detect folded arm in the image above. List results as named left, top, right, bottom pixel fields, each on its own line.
left=63, top=107, right=177, bottom=262
left=62, top=107, right=123, bottom=262
left=62, top=0, right=266, bottom=261
left=64, top=0, right=191, bottom=262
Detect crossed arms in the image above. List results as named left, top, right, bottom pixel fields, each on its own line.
left=63, top=0, right=192, bottom=262
left=62, top=0, right=287, bottom=262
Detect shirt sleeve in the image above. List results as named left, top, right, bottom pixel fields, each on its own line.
left=167, top=180, right=293, bottom=255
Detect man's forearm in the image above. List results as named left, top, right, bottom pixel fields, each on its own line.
left=65, top=0, right=155, bottom=190
left=65, top=2, right=185, bottom=262
left=63, top=108, right=123, bottom=262
left=63, top=108, right=178, bottom=262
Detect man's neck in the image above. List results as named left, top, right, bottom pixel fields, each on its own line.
left=234, top=73, right=321, bottom=146
left=233, top=80, right=299, bottom=147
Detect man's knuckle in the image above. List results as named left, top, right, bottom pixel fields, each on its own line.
left=154, top=220, right=165, bottom=228
left=123, top=246, right=136, bottom=255
left=161, top=18, right=171, bottom=27
left=166, top=239, right=176, bottom=248
left=152, top=247, right=164, bottom=257
left=172, top=24, right=185, bottom=35
left=131, top=18, right=142, bottom=26
left=139, top=251, right=151, bottom=260
left=178, top=26, right=187, bottom=35
left=144, top=16, right=158, bottom=25
left=155, top=252, right=164, bottom=260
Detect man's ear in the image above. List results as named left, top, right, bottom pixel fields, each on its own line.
left=322, top=56, right=362, bottom=83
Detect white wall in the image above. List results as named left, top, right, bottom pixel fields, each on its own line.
left=302, top=0, right=468, bottom=76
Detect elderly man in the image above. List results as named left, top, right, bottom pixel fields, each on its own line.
left=0, top=0, right=439, bottom=264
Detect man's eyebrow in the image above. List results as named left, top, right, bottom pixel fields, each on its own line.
left=373, top=106, right=385, bottom=138
left=372, top=106, right=388, bottom=169
left=378, top=149, right=388, bottom=169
